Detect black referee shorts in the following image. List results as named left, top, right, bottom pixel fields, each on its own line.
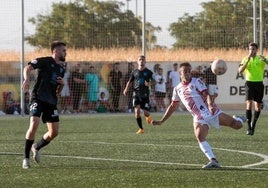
left=245, top=81, right=264, bottom=103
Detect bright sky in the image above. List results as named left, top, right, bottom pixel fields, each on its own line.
left=0, top=0, right=211, bottom=51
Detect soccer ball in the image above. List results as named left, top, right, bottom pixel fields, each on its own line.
left=211, top=59, right=227, bottom=75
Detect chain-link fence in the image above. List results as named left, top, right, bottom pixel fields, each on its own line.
left=1, top=0, right=268, bottom=115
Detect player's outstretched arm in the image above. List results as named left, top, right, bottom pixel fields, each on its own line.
left=151, top=101, right=180, bottom=126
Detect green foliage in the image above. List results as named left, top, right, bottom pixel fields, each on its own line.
left=0, top=113, right=268, bottom=187
left=26, top=0, right=145, bottom=49
left=169, top=0, right=268, bottom=49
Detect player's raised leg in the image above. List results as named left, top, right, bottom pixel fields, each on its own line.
left=219, top=113, right=245, bottom=129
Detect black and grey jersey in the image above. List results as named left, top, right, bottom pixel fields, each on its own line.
left=29, top=56, right=65, bottom=105
left=130, top=68, right=153, bottom=98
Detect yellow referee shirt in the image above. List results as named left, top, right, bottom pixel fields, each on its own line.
left=241, top=55, right=266, bottom=81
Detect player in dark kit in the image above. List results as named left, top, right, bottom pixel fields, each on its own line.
left=22, top=41, right=66, bottom=169
left=123, top=55, right=154, bottom=134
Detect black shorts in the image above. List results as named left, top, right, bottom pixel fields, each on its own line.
left=155, top=91, right=166, bottom=98
left=245, top=81, right=264, bottom=103
left=30, top=99, right=59, bottom=123
left=133, top=95, right=150, bottom=111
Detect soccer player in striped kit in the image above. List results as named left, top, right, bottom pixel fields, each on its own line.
left=151, top=62, right=246, bottom=169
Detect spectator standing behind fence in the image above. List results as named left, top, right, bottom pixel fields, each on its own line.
left=153, top=64, right=161, bottom=76
left=69, top=63, right=85, bottom=113
left=203, top=62, right=218, bottom=103
left=167, top=63, right=180, bottom=103
left=97, top=91, right=114, bottom=112
left=238, top=42, right=268, bottom=136
left=108, top=62, right=122, bottom=112
left=167, top=63, right=185, bottom=111
left=60, top=62, right=71, bottom=114
left=124, top=62, right=134, bottom=113
left=154, top=67, right=166, bottom=112
left=4, top=91, right=20, bottom=115
left=85, top=66, right=99, bottom=113
left=151, top=63, right=161, bottom=92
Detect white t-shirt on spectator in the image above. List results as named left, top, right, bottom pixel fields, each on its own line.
left=154, top=74, right=166, bottom=93
left=169, top=70, right=180, bottom=87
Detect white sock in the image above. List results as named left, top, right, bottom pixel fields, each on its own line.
left=199, top=141, right=215, bottom=160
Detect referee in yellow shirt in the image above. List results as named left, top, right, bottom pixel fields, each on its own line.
left=238, top=42, right=268, bottom=135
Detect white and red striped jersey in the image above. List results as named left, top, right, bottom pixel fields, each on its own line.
left=172, top=77, right=219, bottom=121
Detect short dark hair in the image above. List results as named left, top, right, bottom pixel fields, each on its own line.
left=138, top=55, right=146, bottom=60
left=113, top=62, right=119, bottom=68
left=249, top=42, right=258, bottom=49
left=180, top=62, right=191, bottom=68
left=51, top=41, right=66, bottom=53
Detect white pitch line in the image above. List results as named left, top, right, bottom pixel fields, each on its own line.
left=59, top=140, right=198, bottom=148
left=213, top=147, right=268, bottom=168
left=47, top=155, right=201, bottom=167
left=57, top=141, right=268, bottom=169
left=1, top=151, right=267, bottom=170
left=1, top=141, right=268, bottom=170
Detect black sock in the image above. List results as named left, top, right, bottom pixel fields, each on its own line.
left=36, top=137, right=50, bottom=151
left=252, top=111, right=261, bottom=129
left=246, top=110, right=252, bottom=129
left=24, top=139, right=34, bottom=159
left=136, top=117, right=143, bottom=129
